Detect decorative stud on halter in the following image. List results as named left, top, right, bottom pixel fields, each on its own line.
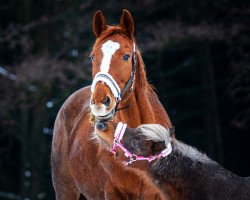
left=111, top=122, right=173, bottom=165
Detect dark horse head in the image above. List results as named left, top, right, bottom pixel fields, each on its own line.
left=95, top=120, right=172, bottom=158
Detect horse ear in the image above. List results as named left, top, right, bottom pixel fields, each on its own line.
left=153, top=141, right=166, bottom=154
left=120, top=9, right=134, bottom=38
left=93, top=10, right=106, bottom=37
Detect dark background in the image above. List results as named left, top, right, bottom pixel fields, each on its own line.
left=0, top=0, right=249, bottom=199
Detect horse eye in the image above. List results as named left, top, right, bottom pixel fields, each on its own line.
left=90, top=55, right=94, bottom=62
left=133, top=138, right=140, bottom=149
left=123, top=54, right=130, bottom=61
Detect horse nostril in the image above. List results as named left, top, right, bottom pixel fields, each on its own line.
left=96, top=122, right=107, bottom=131
left=102, top=96, right=110, bottom=106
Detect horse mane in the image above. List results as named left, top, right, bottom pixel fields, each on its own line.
left=138, top=124, right=212, bottom=163
left=137, top=124, right=171, bottom=147
left=135, top=50, right=154, bottom=92
left=94, top=26, right=154, bottom=93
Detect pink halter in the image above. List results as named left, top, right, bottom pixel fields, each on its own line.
left=110, top=122, right=172, bottom=165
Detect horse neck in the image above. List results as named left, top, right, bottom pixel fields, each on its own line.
left=116, top=51, right=172, bottom=128
left=173, top=140, right=212, bottom=164
left=151, top=140, right=248, bottom=199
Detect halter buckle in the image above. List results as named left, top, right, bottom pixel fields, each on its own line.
left=125, top=155, right=137, bottom=165
left=114, top=139, right=119, bottom=145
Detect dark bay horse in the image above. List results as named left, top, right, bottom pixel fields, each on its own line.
left=51, top=10, right=172, bottom=200
left=95, top=121, right=250, bottom=200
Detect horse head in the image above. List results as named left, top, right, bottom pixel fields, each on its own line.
left=90, top=10, right=137, bottom=120
left=120, top=124, right=174, bottom=157
left=95, top=121, right=171, bottom=159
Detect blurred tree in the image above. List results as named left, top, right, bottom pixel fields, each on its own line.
left=0, top=0, right=249, bottom=199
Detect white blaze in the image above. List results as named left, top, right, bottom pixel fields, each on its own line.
left=100, top=40, right=120, bottom=73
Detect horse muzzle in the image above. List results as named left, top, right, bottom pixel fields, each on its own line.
left=90, top=103, right=116, bottom=121
left=96, top=108, right=116, bottom=120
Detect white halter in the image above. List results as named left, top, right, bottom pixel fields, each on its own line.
left=91, top=72, right=121, bottom=101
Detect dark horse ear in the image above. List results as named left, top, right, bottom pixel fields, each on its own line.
left=153, top=141, right=166, bottom=154
left=120, top=9, right=134, bottom=38
left=93, top=10, right=106, bottom=37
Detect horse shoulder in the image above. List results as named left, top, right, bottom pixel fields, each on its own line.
left=52, top=85, right=92, bottom=150
left=51, top=86, right=91, bottom=198
left=62, top=86, right=91, bottom=127
left=52, top=86, right=90, bottom=150
left=55, top=86, right=107, bottom=198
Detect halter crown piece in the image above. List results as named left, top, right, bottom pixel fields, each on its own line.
left=91, top=43, right=137, bottom=102
left=111, top=122, right=173, bottom=165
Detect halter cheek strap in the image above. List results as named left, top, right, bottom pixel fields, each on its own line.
left=120, top=43, right=136, bottom=99
left=111, top=122, right=172, bottom=166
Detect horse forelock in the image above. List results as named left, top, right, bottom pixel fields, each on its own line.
left=95, top=26, right=134, bottom=46
left=137, top=124, right=171, bottom=146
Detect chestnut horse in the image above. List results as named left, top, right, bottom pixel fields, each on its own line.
left=51, top=10, right=172, bottom=200
left=95, top=121, right=250, bottom=200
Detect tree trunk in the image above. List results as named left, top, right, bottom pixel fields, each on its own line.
left=201, top=42, right=224, bottom=163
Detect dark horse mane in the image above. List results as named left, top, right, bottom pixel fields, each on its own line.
left=93, top=26, right=154, bottom=94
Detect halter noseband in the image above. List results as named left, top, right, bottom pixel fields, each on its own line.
left=111, top=122, right=172, bottom=165
left=91, top=43, right=136, bottom=103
